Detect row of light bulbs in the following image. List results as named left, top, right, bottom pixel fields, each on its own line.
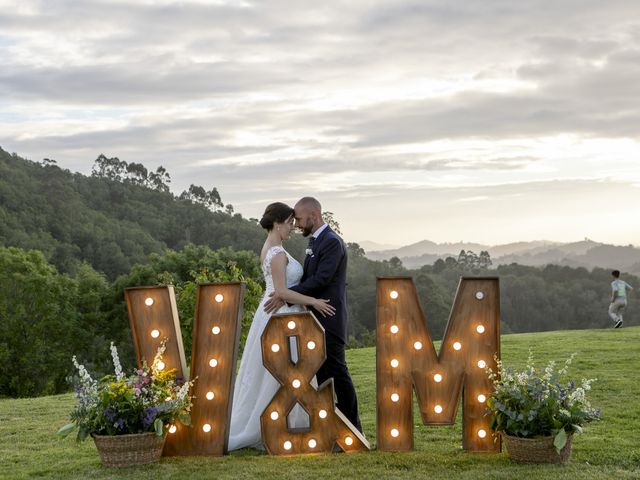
left=386, top=289, right=491, bottom=440
left=269, top=407, right=351, bottom=450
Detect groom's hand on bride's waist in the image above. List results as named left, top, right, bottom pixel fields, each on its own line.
left=264, top=293, right=285, bottom=314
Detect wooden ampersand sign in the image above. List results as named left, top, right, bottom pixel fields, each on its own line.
left=260, top=312, right=370, bottom=455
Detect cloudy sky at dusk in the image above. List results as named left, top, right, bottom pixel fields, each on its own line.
left=1, top=0, right=639, bottom=247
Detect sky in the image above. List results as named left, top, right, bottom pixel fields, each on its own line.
left=1, top=0, right=639, bottom=248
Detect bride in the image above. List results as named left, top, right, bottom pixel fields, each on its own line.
left=227, top=202, right=335, bottom=451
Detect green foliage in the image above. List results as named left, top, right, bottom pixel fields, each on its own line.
left=161, top=263, right=263, bottom=359
left=0, top=147, right=264, bottom=280
left=0, top=247, right=108, bottom=397
left=112, top=245, right=264, bottom=363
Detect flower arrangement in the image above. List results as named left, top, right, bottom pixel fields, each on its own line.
left=486, top=352, right=600, bottom=453
left=58, top=341, right=194, bottom=441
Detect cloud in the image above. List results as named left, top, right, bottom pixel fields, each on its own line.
left=1, top=0, right=640, bottom=244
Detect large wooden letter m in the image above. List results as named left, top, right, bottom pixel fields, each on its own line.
left=376, top=277, right=500, bottom=452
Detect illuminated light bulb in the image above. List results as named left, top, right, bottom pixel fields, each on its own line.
left=390, top=428, right=400, bottom=438
left=144, top=297, right=154, bottom=306
left=344, top=436, right=354, bottom=446
left=477, top=394, right=486, bottom=403
left=214, top=294, right=224, bottom=303
left=476, top=325, right=486, bottom=334
left=308, top=439, right=317, bottom=449
left=283, top=441, right=292, bottom=451
left=478, top=429, right=487, bottom=438
left=168, top=425, right=177, bottom=434
left=156, top=361, right=165, bottom=371
left=390, top=290, right=399, bottom=300
left=433, top=373, right=443, bottom=382
left=270, top=411, right=279, bottom=421
left=390, top=359, right=399, bottom=368
left=414, top=341, right=423, bottom=350
left=292, top=379, right=301, bottom=389
left=202, top=423, right=212, bottom=433
left=475, top=291, right=485, bottom=300
left=391, top=393, right=400, bottom=402
left=211, top=326, right=221, bottom=335
left=287, top=320, right=296, bottom=330
left=150, top=329, right=160, bottom=338
left=206, top=391, right=215, bottom=400
left=390, top=325, right=399, bottom=334
left=209, top=358, right=218, bottom=368
left=477, top=360, right=487, bottom=369
left=318, top=409, right=327, bottom=419
left=434, top=404, right=443, bottom=414
left=271, top=343, right=280, bottom=353
left=307, top=341, right=316, bottom=350
left=453, top=342, right=462, bottom=351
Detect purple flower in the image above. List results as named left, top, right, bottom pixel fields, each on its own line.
left=104, top=406, right=116, bottom=422
left=136, top=369, right=144, bottom=375
left=142, top=407, right=159, bottom=427
left=114, top=418, right=125, bottom=430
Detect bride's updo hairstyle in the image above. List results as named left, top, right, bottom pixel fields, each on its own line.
left=259, top=202, right=294, bottom=231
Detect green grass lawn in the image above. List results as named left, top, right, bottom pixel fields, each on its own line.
left=2, top=327, right=639, bottom=479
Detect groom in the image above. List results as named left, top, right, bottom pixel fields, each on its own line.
left=265, top=197, right=362, bottom=433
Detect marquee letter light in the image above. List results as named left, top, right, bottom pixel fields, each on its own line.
left=376, top=277, right=500, bottom=453
left=125, top=283, right=245, bottom=456
left=260, top=312, right=370, bottom=455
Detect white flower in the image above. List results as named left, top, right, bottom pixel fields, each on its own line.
left=558, top=353, right=577, bottom=376
left=543, top=360, right=556, bottom=381
left=110, top=342, right=124, bottom=381
left=177, top=381, right=191, bottom=402
left=152, top=339, right=167, bottom=375
left=305, top=248, right=313, bottom=256
left=72, top=355, right=98, bottom=406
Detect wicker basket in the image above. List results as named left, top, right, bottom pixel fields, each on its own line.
left=503, top=433, right=573, bottom=465
left=92, top=432, right=165, bottom=467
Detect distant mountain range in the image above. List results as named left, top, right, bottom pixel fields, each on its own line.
left=363, top=239, right=640, bottom=274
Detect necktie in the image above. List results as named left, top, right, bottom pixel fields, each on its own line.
left=307, top=236, right=315, bottom=249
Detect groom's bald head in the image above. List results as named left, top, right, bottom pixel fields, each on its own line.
left=296, top=197, right=322, bottom=214
left=294, top=197, right=323, bottom=236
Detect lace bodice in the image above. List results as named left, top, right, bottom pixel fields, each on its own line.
left=261, top=246, right=303, bottom=293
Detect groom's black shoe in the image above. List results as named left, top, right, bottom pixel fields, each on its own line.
left=614, top=319, right=623, bottom=328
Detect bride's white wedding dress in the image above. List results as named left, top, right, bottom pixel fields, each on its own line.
left=227, top=245, right=307, bottom=451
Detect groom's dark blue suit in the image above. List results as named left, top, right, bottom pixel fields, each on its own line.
left=290, top=226, right=362, bottom=432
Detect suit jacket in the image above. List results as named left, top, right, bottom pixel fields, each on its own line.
left=290, top=226, right=348, bottom=344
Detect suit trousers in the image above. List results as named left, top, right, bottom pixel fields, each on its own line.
left=316, top=331, right=362, bottom=433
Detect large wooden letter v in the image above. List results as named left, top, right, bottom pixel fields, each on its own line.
left=125, top=283, right=245, bottom=456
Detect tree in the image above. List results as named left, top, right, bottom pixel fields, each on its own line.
left=148, top=166, right=171, bottom=192
left=125, top=162, right=148, bottom=186
left=179, top=185, right=224, bottom=211
left=0, top=247, right=90, bottom=397
left=347, top=242, right=366, bottom=259
left=322, top=211, right=342, bottom=235
left=479, top=250, right=492, bottom=269
left=91, top=154, right=127, bottom=182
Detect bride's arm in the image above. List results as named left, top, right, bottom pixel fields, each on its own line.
left=270, top=252, right=335, bottom=317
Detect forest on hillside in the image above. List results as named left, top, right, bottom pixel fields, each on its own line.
left=1, top=147, right=638, bottom=397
